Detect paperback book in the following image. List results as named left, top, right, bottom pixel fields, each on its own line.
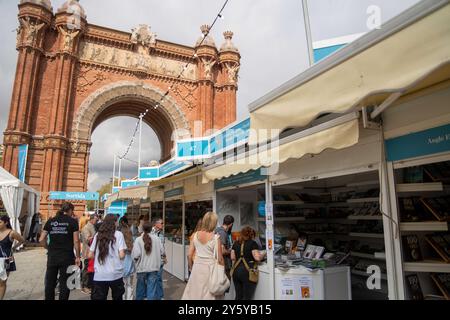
left=406, top=275, right=424, bottom=300
left=402, top=235, right=423, bottom=262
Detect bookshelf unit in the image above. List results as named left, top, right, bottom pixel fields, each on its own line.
left=394, top=159, right=450, bottom=300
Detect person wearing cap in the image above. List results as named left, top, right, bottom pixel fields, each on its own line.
left=81, top=214, right=98, bottom=294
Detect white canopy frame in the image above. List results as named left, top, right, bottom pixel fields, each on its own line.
left=0, top=167, right=40, bottom=239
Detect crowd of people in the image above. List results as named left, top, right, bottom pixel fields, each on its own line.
left=0, top=202, right=266, bottom=301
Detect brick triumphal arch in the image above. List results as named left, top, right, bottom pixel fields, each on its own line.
left=2, top=0, right=240, bottom=216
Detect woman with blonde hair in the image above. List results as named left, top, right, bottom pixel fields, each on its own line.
left=182, top=212, right=225, bottom=300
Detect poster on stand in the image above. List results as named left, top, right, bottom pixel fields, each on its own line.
left=298, top=276, right=314, bottom=300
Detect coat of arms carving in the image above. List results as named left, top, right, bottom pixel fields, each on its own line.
left=131, top=24, right=157, bottom=50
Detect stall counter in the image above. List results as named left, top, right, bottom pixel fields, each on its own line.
left=254, top=264, right=351, bottom=300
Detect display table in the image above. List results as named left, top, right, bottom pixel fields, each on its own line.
left=254, top=264, right=351, bottom=300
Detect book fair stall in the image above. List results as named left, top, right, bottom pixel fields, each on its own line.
left=202, top=1, right=450, bottom=300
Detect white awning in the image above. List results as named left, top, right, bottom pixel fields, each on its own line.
left=104, top=185, right=148, bottom=208
left=203, top=114, right=360, bottom=182
left=248, top=2, right=450, bottom=142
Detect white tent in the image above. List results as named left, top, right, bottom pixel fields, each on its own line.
left=0, top=166, right=40, bottom=239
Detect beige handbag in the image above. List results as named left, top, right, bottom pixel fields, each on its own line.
left=208, top=235, right=231, bottom=296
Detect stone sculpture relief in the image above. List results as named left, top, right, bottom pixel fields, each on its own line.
left=226, top=63, right=240, bottom=84
left=20, top=17, right=45, bottom=46
left=58, top=26, right=80, bottom=52
left=201, top=58, right=216, bottom=80
left=78, top=42, right=197, bottom=80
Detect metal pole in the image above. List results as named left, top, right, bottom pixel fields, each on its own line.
left=118, top=157, right=122, bottom=188
left=138, top=113, right=143, bottom=176
left=265, top=177, right=275, bottom=300
left=112, top=155, right=116, bottom=193
left=302, top=0, right=315, bottom=66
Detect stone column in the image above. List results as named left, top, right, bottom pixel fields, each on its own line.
left=2, top=3, right=52, bottom=176
left=40, top=11, right=86, bottom=217
left=195, top=25, right=218, bottom=135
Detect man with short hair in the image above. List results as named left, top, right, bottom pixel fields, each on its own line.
left=40, top=202, right=80, bottom=301
left=151, top=218, right=166, bottom=300
left=80, top=214, right=98, bottom=294
left=215, top=215, right=235, bottom=280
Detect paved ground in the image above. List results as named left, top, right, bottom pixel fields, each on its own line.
left=4, top=248, right=186, bottom=300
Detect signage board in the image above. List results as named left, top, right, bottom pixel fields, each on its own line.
left=139, top=159, right=192, bottom=182
left=121, top=180, right=145, bottom=189
left=164, top=187, right=184, bottom=199
left=106, top=200, right=128, bottom=217
left=176, top=118, right=250, bottom=160
left=49, top=191, right=99, bottom=201
left=214, top=169, right=266, bottom=190
left=386, top=123, right=450, bottom=162
left=313, top=33, right=364, bottom=63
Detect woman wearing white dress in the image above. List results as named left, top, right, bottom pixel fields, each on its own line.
left=182, top=212, right=224, bottom=300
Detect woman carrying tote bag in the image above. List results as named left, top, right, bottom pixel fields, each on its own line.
left=182, top=212, right=229, bottom=300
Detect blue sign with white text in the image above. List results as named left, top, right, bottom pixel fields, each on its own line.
left=159, top=159, right=190, bottom=178
left=139, top=167, right=159, bottom=180
left=121, top=180, right=145, bottom=188
left=177, top=139, right=210, bottom=159
left=18, top=144, right=28, bottom=183
left=386, top=123, right=450, bottom=162
left=210, top=118, right=250, bottom=154
left=107, top=200, right=128, bottom=217
left=49, top=192, right=100, bottom=201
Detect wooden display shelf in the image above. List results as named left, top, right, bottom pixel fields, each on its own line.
left=350, top=251, right=386, bottom=260
left=346, top=197, right=379, bottom=204
left=347, top=215, right=383, bottom=221
left=400, top=221, right=448, bottom=232
left=403, top=261, right=450, bottom=273
left=352, top=269, right=388, bottom=280
left=257, top=217, right=306, bottom=222
left=349, top=232, right=384, bottom=239
left=396, top=182, right=444, bottom=193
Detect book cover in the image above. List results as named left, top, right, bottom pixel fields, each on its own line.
left=431, top=273, right=450, bottom=300
left=399, top=197, right=430, bottom=222
left=406, top=275, right=424, bottom=300
left=421, top=197, right=450, bottom=222
left=425, top=234, right=450, bottom=263
left=402, top=235, right=423, bottom=262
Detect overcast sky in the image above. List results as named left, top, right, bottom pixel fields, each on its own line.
left=0, top=0, right=420, bottom=191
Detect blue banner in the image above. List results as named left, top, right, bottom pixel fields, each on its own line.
left=386, top=123, right=450, bottom=162
left=49, top=191, right=100, bottom=201
left=121, top=180, right=145, bottom=188
left=210, top=118, right=250, bottom=155
left=107, top=200, right=128, bottom=217
left=176, top=118, right=250, bottom=160
left=18, top=144, right=28, bottom=183
left=160, top=159, right=190, bottom=178
left=139, top=159, right=192, bottom=182
left=177, top=139, right=210, bottom=159
left=214, top=169, right=266, bottom=190
left=112, top=187, right=121, bottom=193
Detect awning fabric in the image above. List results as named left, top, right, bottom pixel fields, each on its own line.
left=104, top=185, right=148, bottom=208
left=249, top=4, right=450, bottom=141
left=203, top=119, right=359, bottom=182
left=0, top=167, right=40, bottom=236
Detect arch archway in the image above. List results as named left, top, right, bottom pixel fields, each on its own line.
left=72, top=81, right=191, bottom=161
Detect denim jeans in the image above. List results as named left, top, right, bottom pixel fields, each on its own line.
left=136, top=272, right=160, bottom=300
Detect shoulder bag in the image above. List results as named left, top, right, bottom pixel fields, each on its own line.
left=208, top=235, right=230, bottom=296
left=230, top=242, right=259, bottom=283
